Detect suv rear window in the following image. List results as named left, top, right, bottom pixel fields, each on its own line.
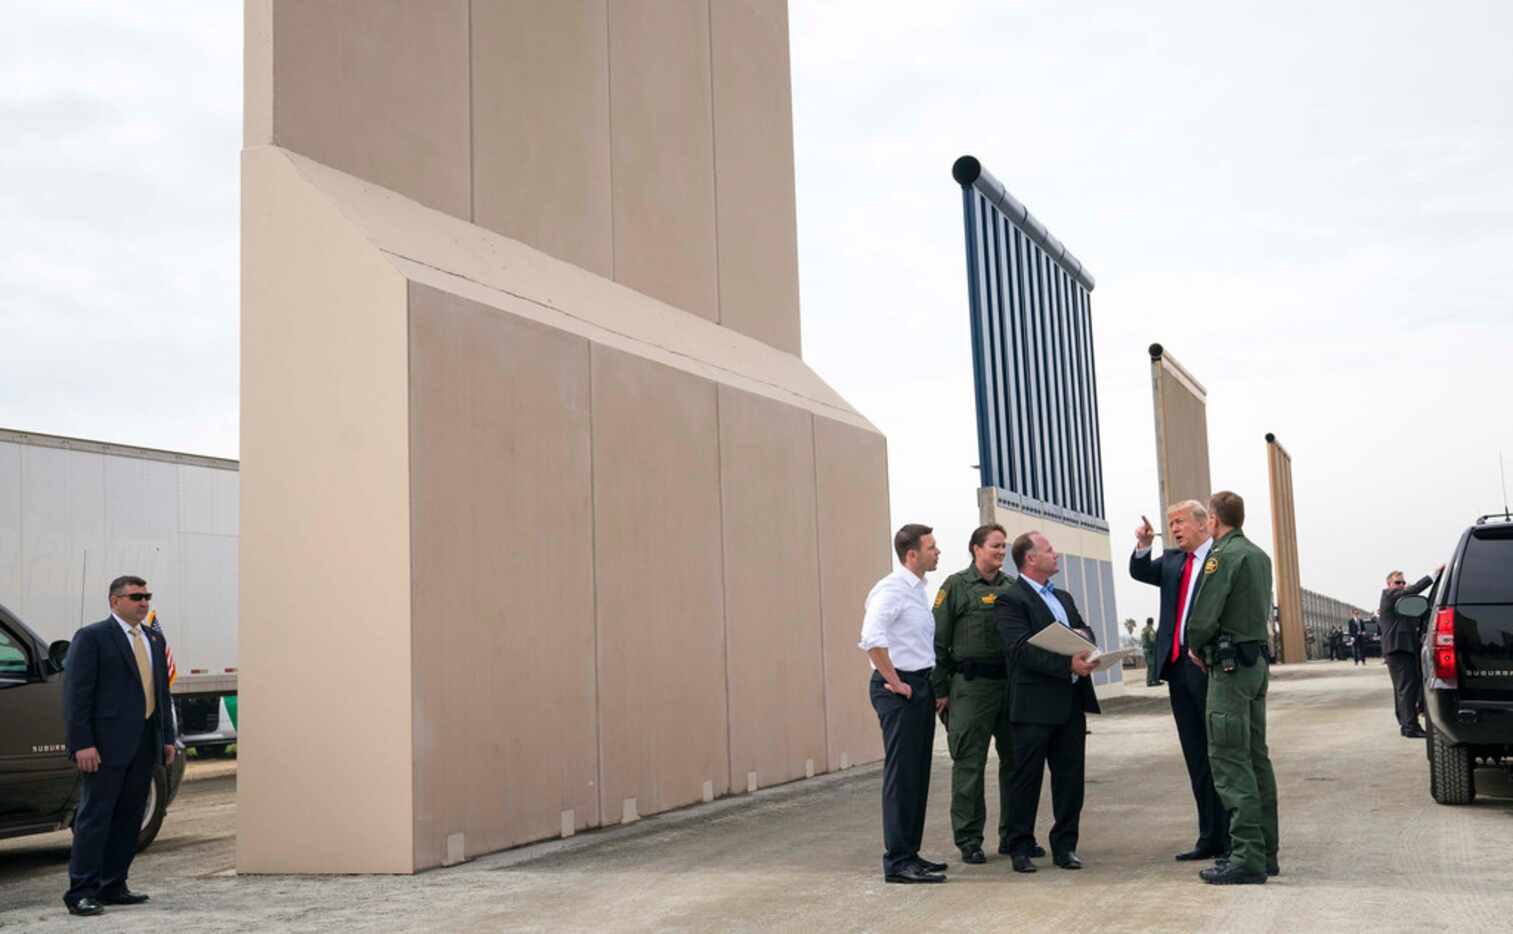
left=1457, top=525, right=1513, bottom=604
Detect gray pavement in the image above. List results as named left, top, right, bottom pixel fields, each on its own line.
left=3, top=660, right=1511, bottom=932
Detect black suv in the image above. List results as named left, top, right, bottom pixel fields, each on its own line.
left=1395, top=513, right=1513, bottom=804
left=0, top=602, right=185, bottom=848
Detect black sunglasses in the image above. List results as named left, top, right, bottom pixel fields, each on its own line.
left=118, top=593, right=153, bottom=602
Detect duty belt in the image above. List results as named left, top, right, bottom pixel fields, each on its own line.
left=957, top=658, right=1008, bottom=681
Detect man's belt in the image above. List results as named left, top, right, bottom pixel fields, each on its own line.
left=957, top=658, right=1008, bottom=681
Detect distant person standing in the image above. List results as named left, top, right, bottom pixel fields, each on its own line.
left=931, top=524, right=1044, bottom=865
left=1185, top=491, right=1278, bottom=886
left=1380, top=568, right=1439, bottom=738
left=1141, top=618, right=1159, bottom=685
left=62, top=576, right=177, bottom=917
left=1347, top=612, right=1367, bottom=666
left=859, top=524, right=948, bottom=884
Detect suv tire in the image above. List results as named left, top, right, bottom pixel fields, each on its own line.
left=136, top=766, right=169, bottom=851
left=1428, top=720, right=1476, bottom=805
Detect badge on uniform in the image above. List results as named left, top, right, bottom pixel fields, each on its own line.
left=933, top=589, right=947, bottom=609
left=980, top=594, right=997, bottom=605
left=1204, top=557, right=1219, bottom=575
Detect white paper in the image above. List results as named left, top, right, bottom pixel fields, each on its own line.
left=1026, top=626, right=1139, bottom=672
left=1025, top=624, right=1097, bottom=656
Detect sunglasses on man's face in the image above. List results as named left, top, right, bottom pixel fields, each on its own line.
left=118, top=593, right=153, bottom=602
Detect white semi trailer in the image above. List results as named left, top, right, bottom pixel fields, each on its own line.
left=0, top=427, right=239, bottom=750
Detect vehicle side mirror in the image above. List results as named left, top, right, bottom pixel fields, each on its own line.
left=1394, top=594, right=1430, bottom=619
left=48, top=640, right=70, bottom=673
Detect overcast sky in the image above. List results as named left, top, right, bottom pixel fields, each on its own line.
left=4, top=2, right=1508, bottom=623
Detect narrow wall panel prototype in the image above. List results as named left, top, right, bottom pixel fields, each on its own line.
left=1267, top=435, right=1305, bottom=664
left=815, top=417, right=889, bottom=772
left=471, top=0, right=613, bottom=278
left=718, top=387, right=825, bottom=792
left=1148, top=345, right=1212, bottom=519
left=709, top=0, right=802, bottom=353
left=608, top=0, right=721, bottom=322
left=408, top=286, right=599, bottom=868
left=592, top=347, right=729, bottom=821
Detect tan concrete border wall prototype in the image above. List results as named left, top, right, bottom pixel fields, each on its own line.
left=240, top=1, right=887, bottom=874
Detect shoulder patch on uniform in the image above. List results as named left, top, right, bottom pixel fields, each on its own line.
left=1204, top=557, right=1219, bottom=575
left=933, top=589, right=947, bottom=609
left=981, top=593, right=997, bottom=605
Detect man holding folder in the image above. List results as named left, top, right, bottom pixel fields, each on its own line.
left=994, top=531, right=1101, bottom=873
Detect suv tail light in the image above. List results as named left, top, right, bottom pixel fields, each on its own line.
left=1432, top=607, right=1457, bottom=686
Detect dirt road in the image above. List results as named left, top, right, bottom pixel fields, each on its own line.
left=3, top=661, right=1509, bottom=932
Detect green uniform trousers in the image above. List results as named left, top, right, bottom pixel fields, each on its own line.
left=1143, top=649, right=1159, bottom=685
left=1206, top=658, right=1279, bottom=873
left=946, top=673, right=1012, bottom=850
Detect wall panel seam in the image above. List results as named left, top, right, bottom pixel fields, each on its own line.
left=604, top=0, right=617, bottom=281
left=810, top=414, right=830, bottom=770
left=588, top=344, right=606, bottom=827
left=466, top=0, right=474, bottom=224
left=715, top=389, right=735, bottom=791
left=705, top=0, right=723, bottom=326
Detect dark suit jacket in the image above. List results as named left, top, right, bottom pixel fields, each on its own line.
left=994, top=576, right=1101, bottom=725
left=1128, top=547, right=1196, bottom=683
left=1379, top=576, right=1433, bottom=654
left=64, top=618, right=175, bottom=767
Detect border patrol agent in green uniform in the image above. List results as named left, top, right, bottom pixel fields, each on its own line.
left=1140, top=619, right=1159, bottom=685
left=1184, top=491, right=1279, bottom=885
left=931, top=525, right=1043, bottom=865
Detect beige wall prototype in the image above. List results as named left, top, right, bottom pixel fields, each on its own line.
left=1266, top=435, right=1306, bottom=664
left=241, top=1, right=887, bottom=873
left=1148, top=344, right=1212, bottom=520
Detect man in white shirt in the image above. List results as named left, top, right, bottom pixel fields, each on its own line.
left=1129, top=500, right=1227, bottom=862
left=858, top=523, right=946, bottom=883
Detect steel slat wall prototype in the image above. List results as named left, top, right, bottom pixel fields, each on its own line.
left=953, top=155, right=1121, bottom=685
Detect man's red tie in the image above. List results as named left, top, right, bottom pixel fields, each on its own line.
left=1172, top=552, right=1196, bottom=664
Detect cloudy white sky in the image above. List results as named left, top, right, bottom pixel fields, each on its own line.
left=4, top=2, right=1509, bottom=623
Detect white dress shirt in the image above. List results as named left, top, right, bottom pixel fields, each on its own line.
left=114, top=612, right=152, bottom=676
left=1135, top=537, right=1213, bottom=649
left=858, top=567, right=936, bottom=672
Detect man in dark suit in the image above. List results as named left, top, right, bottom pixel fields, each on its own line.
left=1347, top=613, right=1367, bottom=666
left=63, top=575, right=177, bottom=917
left=994, top=531, right=1100, bottom=873
left=1380, top=568, right=1439, bottom=738
left=1129, top=501, right=1228, bottom=862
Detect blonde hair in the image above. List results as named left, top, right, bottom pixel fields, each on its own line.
left=1386, top=569, right=1404, bottom=583
left=1168, top=499, right=1209, bottom=523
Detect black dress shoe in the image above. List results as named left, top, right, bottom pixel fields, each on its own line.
left=1011, top=854, right=1037, bottom=873
left=97, top=889, right=150, bottom=906
left=914, top=856, right=948, bottom=873
left=65, top=898, right=105, bottom=916
left=1200, top=863, right=1266, bottom=885
left=1175, top=846, right=1222, bottom=861
left=1402, top=726, right=1427, bottom=738
left=960, top=847, right=986, bottom=865
left=999, top=842, right=1047, bottom=858
left=886, top=864, right=946, bottom=884
left=1053, top=852, right=1084, bottom=870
